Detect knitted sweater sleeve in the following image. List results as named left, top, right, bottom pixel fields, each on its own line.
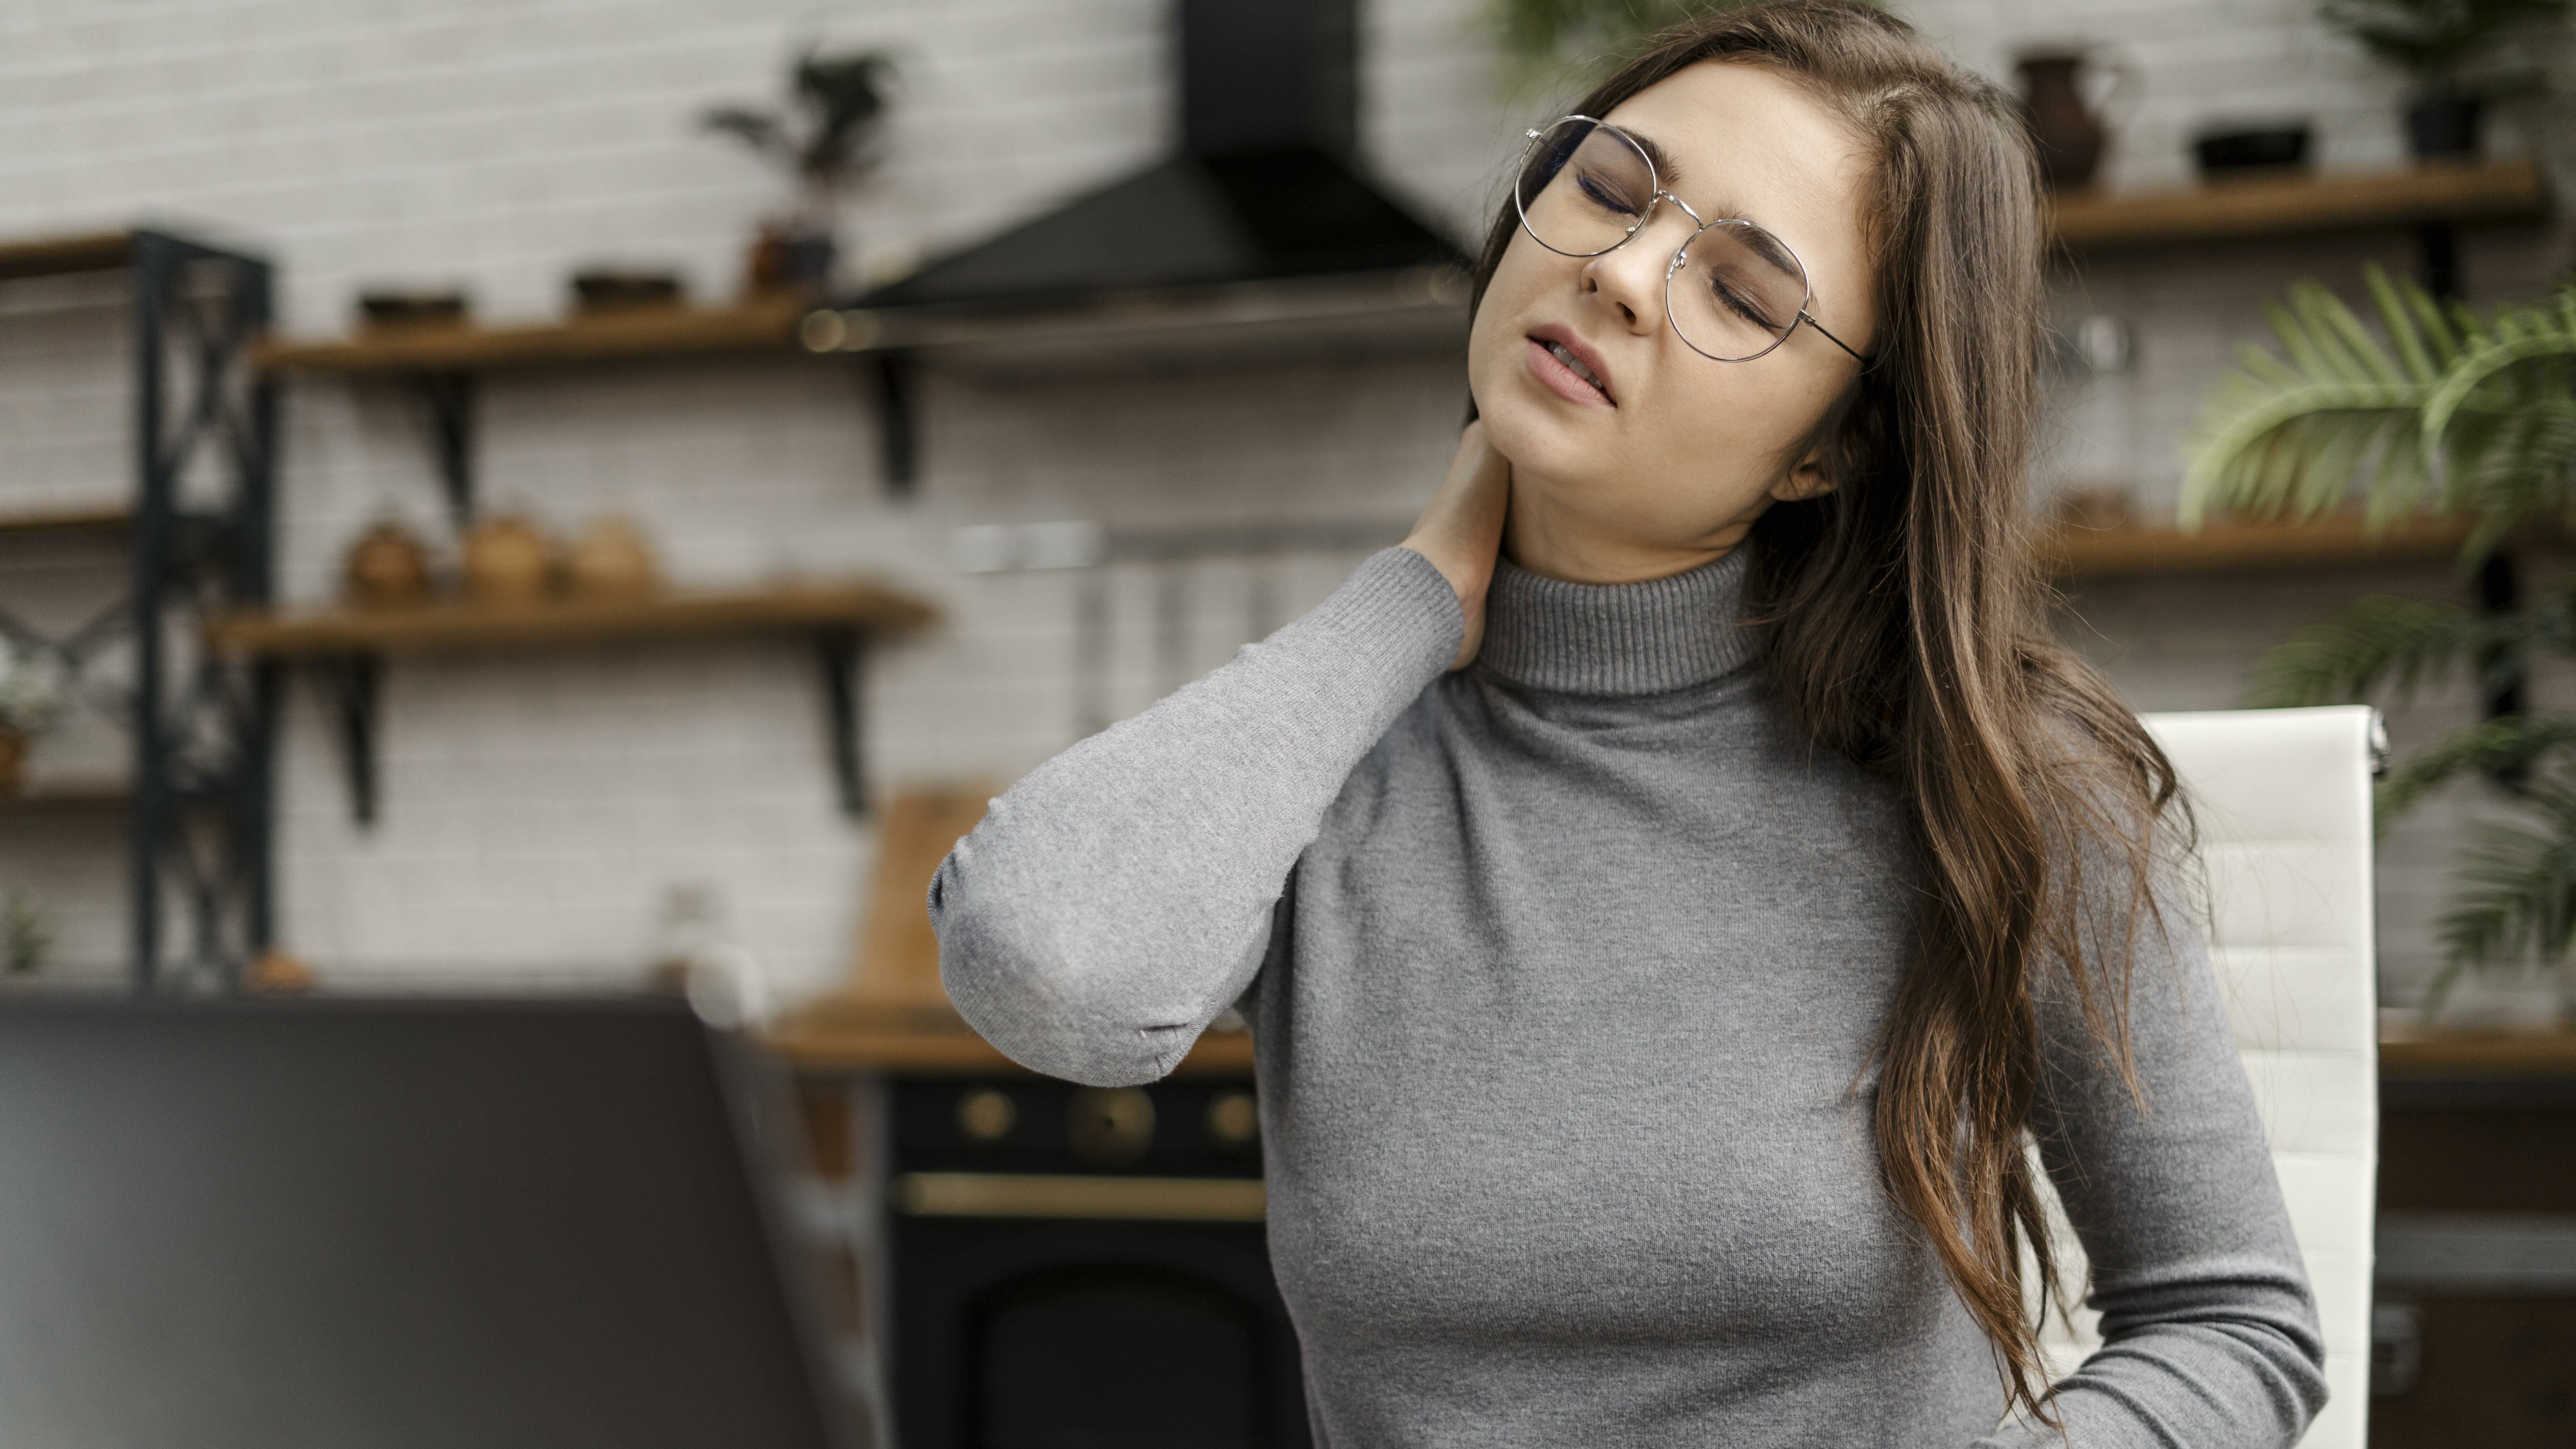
left=927, top=547, right=1462, bottom=1087
left=1974, top=850, right=2332, bottom=1448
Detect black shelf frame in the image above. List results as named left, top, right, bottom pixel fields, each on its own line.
left=129, top=230, right=281, bottom=990
left=0, top=229, right=280, bottom=990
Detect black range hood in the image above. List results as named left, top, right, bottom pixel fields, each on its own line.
left=857, top=148, right=1458, bottom=309
left=807, top=0, right=1472, bottom=494
left=855, top=0, right=1464, bottom=313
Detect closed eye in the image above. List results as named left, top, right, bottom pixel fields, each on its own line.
left=1708, top=273, right=1783, bottom=332
left=1576, top=169, right=1647, bottom=220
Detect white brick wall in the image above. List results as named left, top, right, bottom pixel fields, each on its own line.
left=0, top=0, right=2570, bottom=1007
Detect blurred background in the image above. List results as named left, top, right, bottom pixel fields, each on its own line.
left=1, top=0, right=2572, bottom=1442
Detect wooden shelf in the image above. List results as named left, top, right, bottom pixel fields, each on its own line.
left=2042, top=512, right=2481, bottom=577
left=0, top=778, right=131, bottom=812
left=252, top=299, right=808, bottom=376
left=250, top=270, right=1474, bottom=386
left=203, top=581, right=937, bottom=823
left=0, top=504, right=132, bottom=536
left=0, top=231, right=133, bottom=282
left=2382, top=1030, right=2576, bottom=1079
left=202, top=580, right=938, bottom=660
left=2050, top=159, right=2548, bottom=251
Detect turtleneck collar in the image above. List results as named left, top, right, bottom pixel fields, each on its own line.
left=1475, top=546, right=1759, bottom=696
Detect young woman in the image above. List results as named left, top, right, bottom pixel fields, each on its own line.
left=931, top=4, right=2329, bottom=1444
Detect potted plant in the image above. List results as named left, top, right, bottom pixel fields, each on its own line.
left=2319, top=0, right=2571, bottom=157
left=2181, top=265, right=2576, bottom=1011
left=1486, top=0, right=1811, bottom=97
left=4, top=890, right=51, bottom=977
left=701, top=46, right=900, bottom=298
left=0, top=639, right=64, bottom=794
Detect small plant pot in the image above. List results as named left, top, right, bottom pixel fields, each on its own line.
left=355, top=291, right=470, bottom=332
left=570, top=269, right=685, bottom=315
left=2193, top=123, right=2312, bottom=177
left=745, top=222, right=840, bottom=299
left=2405, top=93, right=2485, bottom=159
left=0, top=729, right=22, bottom=794
left=781, top=230, right=837, bottom=296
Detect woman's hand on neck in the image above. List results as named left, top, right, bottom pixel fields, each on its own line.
left=1401, top=424, right=1813, bottom=666
left=1501, top=470, right=1757, bottom=586
left=1401, top=424, right=1513, bottom=670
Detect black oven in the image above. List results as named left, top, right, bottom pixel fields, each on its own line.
left=888, top=1076, right=1309, bottom=1449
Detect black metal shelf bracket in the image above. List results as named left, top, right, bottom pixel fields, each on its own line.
left=815, top=627, right=870, bottom=816
left=2417, top=217, right=2527, bottom=755
left=412, top=371, right=477, bottom=527
left=2416, top=222, right=2462, bottom=304
left=305, top=634, right=870, bottom=825
left=866, top=351, right=917, bottom=498
left=321, top=654, right=383, bottom=826
left=308, top=638, right=872, bottom=825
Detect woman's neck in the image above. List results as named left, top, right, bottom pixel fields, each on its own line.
left=1501, top=473, right=1760, bottom=586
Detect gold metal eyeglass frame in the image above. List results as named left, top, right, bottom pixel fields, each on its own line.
left=1515, top=116, right=1872, bottom=366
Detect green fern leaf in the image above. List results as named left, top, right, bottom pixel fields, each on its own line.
left=2376, top=716, right=2576, bottom=825
left=2240, top=595, right=2489, bottom=707
left=2365, top=264, right=2439, bottom=383
left=2433, top=786, right=2576, bottom=997
left=2184, top=276, right=2576, bottom=550
left=2424, top=330, right=2576, bottom=457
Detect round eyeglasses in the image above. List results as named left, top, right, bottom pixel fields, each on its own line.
left=1513, top=115, right=1870, bottom=365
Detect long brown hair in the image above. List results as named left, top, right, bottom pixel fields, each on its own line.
left=1466, top=1, right=2184, bottom=1425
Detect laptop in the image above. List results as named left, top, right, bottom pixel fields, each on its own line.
left=0, top=994, right=857, bottom=1449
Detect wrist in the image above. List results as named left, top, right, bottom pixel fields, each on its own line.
left=1400, top=541, right=1485, bottom=605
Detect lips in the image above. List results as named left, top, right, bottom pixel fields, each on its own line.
left=1525, top=326, right=1614, bottom=407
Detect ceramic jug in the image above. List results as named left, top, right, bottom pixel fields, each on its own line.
left=2015, top=48, right=2123, bottom=190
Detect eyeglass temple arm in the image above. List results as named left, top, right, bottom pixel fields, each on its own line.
left=1800, top=311, right=1871, bottom=365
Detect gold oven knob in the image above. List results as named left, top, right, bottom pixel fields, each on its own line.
left=956, top=1088, right=1017, bottom=1143
left=1066, top=1087, right=1156, bottom=1166
left=1205, top=1090, right=1259, bottom=1146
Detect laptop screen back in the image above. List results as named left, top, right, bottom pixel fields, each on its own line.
left=0, top=996, right=845, bottom=1449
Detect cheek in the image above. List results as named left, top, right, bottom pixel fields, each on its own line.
left=1467, top=244, right=1546, bottom=392
left=1629, top=350, right=1793, bottom=470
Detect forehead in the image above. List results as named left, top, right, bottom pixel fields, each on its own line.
left=1597, top=61, right=1872, bottom=264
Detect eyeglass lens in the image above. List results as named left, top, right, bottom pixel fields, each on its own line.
left=1513, top=117, right=1813, bottom=362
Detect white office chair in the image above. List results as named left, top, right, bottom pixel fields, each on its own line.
left=2038, top=706, right=2380, bottom=1448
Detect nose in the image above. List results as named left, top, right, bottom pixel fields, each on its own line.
left=1579, top=200, right=1695, bottom=337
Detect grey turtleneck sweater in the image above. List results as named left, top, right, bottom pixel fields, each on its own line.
left=931, top=546, right=2328, bottom=1448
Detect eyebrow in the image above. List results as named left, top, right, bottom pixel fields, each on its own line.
left=1619, top=123, right=1808, bottom=283
left=1619, top=126, right=1684, bottom=190
left=1734, top=223, right=1804, bottom=282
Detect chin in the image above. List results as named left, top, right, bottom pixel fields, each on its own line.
left=1476, top=384, right=1613, bottom=489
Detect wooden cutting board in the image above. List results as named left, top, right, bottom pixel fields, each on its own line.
left=843, top=781, right=993, bottom=1013
left=773, top=777, right=1258, bottom=1076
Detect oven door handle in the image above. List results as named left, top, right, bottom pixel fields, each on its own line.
left=891, top=1172, right=1265, bottom=1223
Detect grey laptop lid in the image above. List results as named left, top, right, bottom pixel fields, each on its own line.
left=0, top=995, right=849, bottom=1449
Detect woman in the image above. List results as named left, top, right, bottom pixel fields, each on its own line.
left=931, top=3, right=2329, bottom=1444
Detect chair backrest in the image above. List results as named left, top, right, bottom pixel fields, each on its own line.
left=2038, top=706, right=2379, bottom=1449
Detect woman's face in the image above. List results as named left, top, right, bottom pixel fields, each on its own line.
left=1468, top=61, right=1879, bottom=575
